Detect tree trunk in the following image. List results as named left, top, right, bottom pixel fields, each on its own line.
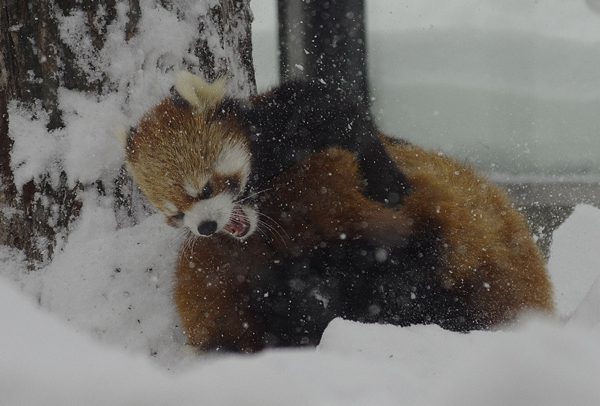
left=0, top=0, right=255, bottom=266
left=278, top=0, right=368, bottom=104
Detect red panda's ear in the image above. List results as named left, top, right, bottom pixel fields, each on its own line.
left=175, top=71, right=227, bottom=111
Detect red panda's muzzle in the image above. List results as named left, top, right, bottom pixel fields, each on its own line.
left=224, top=206, right=251, bottom=238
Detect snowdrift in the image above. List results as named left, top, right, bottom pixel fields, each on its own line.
left=2, top=204, right=600, bottom=405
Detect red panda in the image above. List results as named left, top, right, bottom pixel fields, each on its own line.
left=119, top=71, right=408, bottom=242
left=119, top=72, right=555, bottom=352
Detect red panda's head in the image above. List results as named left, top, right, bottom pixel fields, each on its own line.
left=118, top=72, right=257, bottom=240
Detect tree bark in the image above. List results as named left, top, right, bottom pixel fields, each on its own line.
left=0, top=0, right=255, bottom=266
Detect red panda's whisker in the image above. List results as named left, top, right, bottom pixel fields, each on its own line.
left=167, top=228, right=186, bottom=247
left=256, top=213, right=289, bottom=247
left=236, top=187, right=272, bottom=205
left=255, top=225, right=273, bottom=245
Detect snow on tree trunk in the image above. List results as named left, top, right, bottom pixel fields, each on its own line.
left=0, top=0, right=256, bottom=266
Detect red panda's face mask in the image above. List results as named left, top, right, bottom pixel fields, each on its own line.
left=162, top=140, right=257, bottom=240
left=118, top=72, right=257, bottom=240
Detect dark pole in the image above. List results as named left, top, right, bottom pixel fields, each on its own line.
left=278, top=0, right=369, bottom=105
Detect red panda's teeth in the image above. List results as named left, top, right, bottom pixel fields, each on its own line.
left=224, top=206, right=250, bottom=238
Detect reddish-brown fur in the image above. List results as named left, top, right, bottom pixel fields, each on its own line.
left=174, top=139, right=555, bottom=352
left=126, top=96, right=248, bottom=217
left=122, top=74, right=554, bottom=352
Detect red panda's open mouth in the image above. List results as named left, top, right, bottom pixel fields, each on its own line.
left=224, top=206, right=250, bottom=238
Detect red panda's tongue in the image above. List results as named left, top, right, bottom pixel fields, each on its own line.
left=224, top=206, right=250, bottom=238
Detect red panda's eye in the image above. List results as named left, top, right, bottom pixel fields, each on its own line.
left=226, top=178, right=240, bottom=194
left=198, top=182, right=213, bottom=200
left=172, top=212, right=184, bottom=221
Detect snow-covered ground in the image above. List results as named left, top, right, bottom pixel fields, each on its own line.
left=2, top=201, right=600, bottom=405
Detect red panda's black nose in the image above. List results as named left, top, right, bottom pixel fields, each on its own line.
left=197, top=221, right=218, bottom=236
